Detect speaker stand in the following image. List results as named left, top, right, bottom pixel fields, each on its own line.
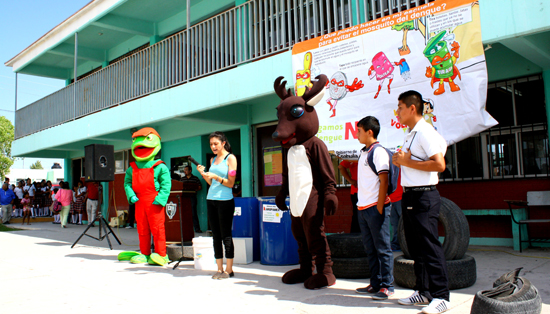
left=71, top=212, right=121, bottom=250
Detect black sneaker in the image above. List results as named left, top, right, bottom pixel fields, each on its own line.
left=356, top=285, right=378, bottom=294
left=372, top=288, right=394, bottom=300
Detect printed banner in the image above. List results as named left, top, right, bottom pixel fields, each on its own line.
left=292, top=0, right=497, bottom=159
left=263, top=146, right=283, bottom=186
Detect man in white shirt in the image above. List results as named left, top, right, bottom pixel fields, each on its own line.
left=392, top=90, right=449, bottom=314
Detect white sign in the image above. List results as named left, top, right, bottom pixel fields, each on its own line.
left=291, top=0, right=496, bottom=159
left=263, top=204, right=283, bottom=223
left=234, top=207, right=242, bottom=216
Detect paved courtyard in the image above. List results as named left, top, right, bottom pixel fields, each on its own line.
left=1, top=222, right=548, bottom=314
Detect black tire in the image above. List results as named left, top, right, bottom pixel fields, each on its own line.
left=393, top=255, right=476, bottom=290
left=498, top=277, right=539, bottom=303
left=166, top=242, right=193, bottom=261
left=471, top=278, right=542, bottom=314
left=332, top=257, right=371, bottom=279
left=327, top=233, right=367, bottom=258
left=398, top=197, right=470, bottom=261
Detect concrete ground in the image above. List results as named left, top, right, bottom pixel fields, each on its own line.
left=1, top=222, right=549, bottom=314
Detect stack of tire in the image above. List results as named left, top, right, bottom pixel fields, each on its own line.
left=470, top=268, right=542, bottom=314
left=394, top=197, right=477, bottom=290
left=327, top=233, right=371, bottom=279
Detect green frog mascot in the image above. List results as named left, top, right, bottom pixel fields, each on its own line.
left=117, top=127, right=172, bottom=266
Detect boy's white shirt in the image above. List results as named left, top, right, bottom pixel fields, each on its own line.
left=357, top=144, right=390, bottom=208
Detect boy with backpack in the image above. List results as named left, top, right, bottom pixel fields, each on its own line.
left=354, top=116, right=398, bottom=300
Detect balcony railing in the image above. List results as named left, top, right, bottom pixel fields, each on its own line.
left=15, top=0, right=433, bottom=139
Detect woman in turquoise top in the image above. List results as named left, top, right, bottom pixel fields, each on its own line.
left=197, top=131, right=238, bottom=280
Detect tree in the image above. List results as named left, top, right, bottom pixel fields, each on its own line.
left=30, top=160, right=44, bottom=170
left=0, top=116, right=14, bottom=179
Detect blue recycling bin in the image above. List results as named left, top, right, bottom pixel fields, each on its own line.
left=258, top=197, right=299, bottom=265
left=232, top=197, right=260, bottom=261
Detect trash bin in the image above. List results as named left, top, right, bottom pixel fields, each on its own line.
left=258, top=197, right=299, bottom=265
left=232, top=197, right=260, bottom=261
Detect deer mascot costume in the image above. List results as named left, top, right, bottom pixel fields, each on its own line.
left=272, top=74, right=339, bottom=289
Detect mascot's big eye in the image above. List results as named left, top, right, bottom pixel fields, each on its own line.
left=132, top=138, right=136, bottom=142
left=290, top=105, right=304, bottom=118
left=146, top=135, right=153, bottom=141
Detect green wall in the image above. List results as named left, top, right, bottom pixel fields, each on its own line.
left=163, top=136, right=208, bottom=232
left=480, top=0, right=550, bottom=44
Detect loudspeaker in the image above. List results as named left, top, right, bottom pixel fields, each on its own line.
left=85, top=144, right=115, bottom=182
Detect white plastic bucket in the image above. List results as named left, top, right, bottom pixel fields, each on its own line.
left=192, top=237, right=217, bottom=271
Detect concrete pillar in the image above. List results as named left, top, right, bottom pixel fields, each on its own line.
left=63, top=158, right=72, bottom=187
left=240, top=124, right=253, bottom=197
left=150, top=35, right=163, bottom=45
left=101, top=182, right=109, bottom=217
left=543, top=70, right=550, bottom=147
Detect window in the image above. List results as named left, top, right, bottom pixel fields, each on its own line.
left=442, top=75, right=549, bottom=181
left=115, top=150, right=130, bottom=174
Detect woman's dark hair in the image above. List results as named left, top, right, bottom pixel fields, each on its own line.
left=209, top=131, right=232, bottom=153
left=53, top=188, right=59, bottom=194
left=23, top=192, right=29, bottom=198
left=62, top=182, right=70, bottom=189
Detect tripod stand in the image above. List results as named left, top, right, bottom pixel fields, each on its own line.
left=71, top=185, right=121, bottom=249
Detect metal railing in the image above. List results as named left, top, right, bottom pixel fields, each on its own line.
left=15, top=0, right=433, bottom=139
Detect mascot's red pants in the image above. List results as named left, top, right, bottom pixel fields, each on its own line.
left=131, top=161, right=166, bottom=256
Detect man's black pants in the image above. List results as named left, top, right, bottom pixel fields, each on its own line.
left=402, top=189, right=449, bottom=301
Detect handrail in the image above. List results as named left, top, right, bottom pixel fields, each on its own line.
left=14, top=0, right=434, bottom=139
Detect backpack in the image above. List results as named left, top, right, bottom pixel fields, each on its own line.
left=366, top=143, right=400, bottom=195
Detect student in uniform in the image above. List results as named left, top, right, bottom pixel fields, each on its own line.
left=392, top=90, right=449, bottom=314
left=353, top=116, right=395, bottom=300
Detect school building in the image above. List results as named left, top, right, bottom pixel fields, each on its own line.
left=5, top=0, right=550, bottom=248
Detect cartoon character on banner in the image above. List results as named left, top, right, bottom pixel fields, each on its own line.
left=424, top=30, right=461, bottom=95
left=391, top=18, right=427, bottom=56
left=117, top=127, right=172, bottom=266
left=392, top=109, right=408, bottom=133
left=272, top=75, right=339, bottom=290
left=368, top=52, right=410, bottom=99
left=325, top=71, right=364, bottom=118
left=423, top=98, right=437, bottom=129
left=295, top=52, right=313, bottom=97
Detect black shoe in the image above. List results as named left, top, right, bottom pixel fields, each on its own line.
left=4, top=221, right=10, bottom=225
left=195, top=229, right=203, bottom=233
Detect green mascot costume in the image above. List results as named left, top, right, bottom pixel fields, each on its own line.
left=118, top=127, right=172, bottom=266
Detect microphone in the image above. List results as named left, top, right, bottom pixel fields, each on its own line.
left=188, top=156, right=200, bottom=166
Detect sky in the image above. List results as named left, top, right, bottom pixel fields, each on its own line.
left=0, top=0, right=91, bottom=170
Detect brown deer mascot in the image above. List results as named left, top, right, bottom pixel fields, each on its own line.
left=272, top=74, right=338, bottom=289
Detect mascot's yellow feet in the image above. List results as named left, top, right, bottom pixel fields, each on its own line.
left=118, top=251, right=140, bottom=261
left=149, top=253, right=169, bottom=266
left=130, top=254, right=149, bottom=264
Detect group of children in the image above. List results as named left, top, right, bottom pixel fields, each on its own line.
left=8, top=179, right=55, bottom=224
left=3, top=178, right=88, bottom=226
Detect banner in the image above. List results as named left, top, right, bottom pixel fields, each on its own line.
left=292, top=0, right=497, bottom=159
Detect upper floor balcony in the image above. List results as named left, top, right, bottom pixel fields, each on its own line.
left=7, top=0, right=440, bottom=140
left=6, top=0, right=550, bottom=140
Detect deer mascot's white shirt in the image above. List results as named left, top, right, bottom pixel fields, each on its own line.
left=287, top=145, right=312, bottom=217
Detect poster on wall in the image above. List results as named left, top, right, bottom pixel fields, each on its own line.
left=263, top=146, right=283, bottom=186
left=292, top=0, right=497, bottom=159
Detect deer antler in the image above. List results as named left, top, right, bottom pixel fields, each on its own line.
left=274, top=76, right=292, bottom=100
left=303, top=75, right=328, bottom=106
